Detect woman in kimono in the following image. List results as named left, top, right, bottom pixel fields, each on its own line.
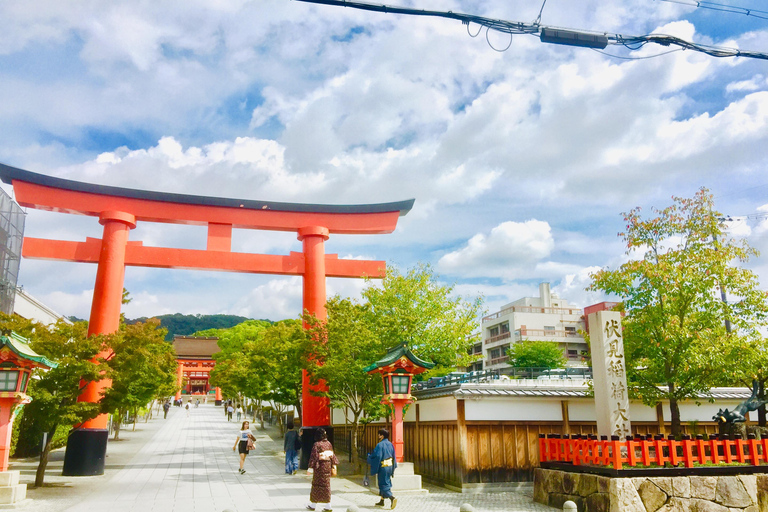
left=368, top=428, right=397, bottom=509
left=306, top=428, right=338, bottom=511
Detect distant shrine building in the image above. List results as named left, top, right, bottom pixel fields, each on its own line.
left=172, top=335, right=222, bottom=404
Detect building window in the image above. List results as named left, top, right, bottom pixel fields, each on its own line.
left=473, top=344, right=482, bottom=354
left=489, top=326, right=500, bottom=337
left=544, top=326, right=555, bottom=331
left=490, top=348, right=501, bottom=359
left=500, top=322, right=510, bottom=334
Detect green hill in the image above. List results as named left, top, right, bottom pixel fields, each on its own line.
left=126, top=313, right=269, bottom=340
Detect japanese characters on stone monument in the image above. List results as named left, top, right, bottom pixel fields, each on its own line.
left=588, top=310, right=631, bottom=439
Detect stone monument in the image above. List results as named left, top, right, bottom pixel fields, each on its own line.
left=587, top=310, right=631, bottom=439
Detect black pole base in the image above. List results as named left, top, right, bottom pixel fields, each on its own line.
left=62, top=428, right=109, bottom=476
left=299, top=426, right=334, bottom=470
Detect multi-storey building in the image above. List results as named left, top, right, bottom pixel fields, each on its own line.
left=481, top=282, right=587, bottom=371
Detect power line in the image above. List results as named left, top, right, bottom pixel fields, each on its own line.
left=658, top=0, right=768, bottom=21
left=292, top=0, right=768, bottom=60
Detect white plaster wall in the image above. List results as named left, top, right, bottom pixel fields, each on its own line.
left=629, top=402, right=658, bottom=422
left=464, top=398, right=562, bottom=421
left=404, top=404, right=416, bottom=422
left=678, top=400, right=743, bottom=422
left=568, top=400, right=596, bottom=421
left=417, top=396, right=457, bottom=422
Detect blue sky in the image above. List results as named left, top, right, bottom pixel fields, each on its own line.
left=1, top=0, right=768, bottom=322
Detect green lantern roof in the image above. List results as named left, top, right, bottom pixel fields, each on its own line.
left=363, top=343, right=435, bottom=374
left=0, top=331, right=57, bottom=369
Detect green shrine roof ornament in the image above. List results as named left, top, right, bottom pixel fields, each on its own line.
left=0, top=330, right=57, bottom=369
left=363, top=343, right=435, bottom=375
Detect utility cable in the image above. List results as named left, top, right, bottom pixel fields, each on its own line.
left=658, top=0, right=768, bottom=21
left=292, top=0, right=768, bottom=60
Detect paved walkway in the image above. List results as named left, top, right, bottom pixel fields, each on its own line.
left=9, top=403, right=557, bottom=512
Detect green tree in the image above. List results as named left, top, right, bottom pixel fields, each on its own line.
left=305, top=298, right=388, bottom=470
left=507, top=340, right=566, bottom=369
left=260, top=320, right=306, bottom=430
left=207, top=320, right=274, bottom=426
left=306, top=264, right=482, bottom=469
left=100, top=319, right=177, bottom=440
left=0, top=315, right=105, bottom=487
left=589, top=189, right=768, bottom=436
left=362, top=263, right=483, bottom=369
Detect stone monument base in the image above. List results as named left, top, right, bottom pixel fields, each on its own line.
left=0, top=471, right=26, bottom=505
left=373, top=462, right=428, bottom=496
left=534, top=467, right=766, bottom=512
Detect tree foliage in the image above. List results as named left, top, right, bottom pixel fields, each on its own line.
left=100, top=319, right=178, bottom=440
left=208, top=320, right=305, bottom=428
left=0, top=314, right=105, bottom=487
left=306, top=264, right=482, bottom=469
left=507, top=340, right=566, bottom=369
left=589, top=189, right=768, bottom=436
left=362, top=263, right=482, bottom=369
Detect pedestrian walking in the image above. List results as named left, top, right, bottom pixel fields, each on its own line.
left=232, top=420, right=256, bottom=474
left=195, top=399, right=200, bottom=408
left=185, top=401, right=191, bottom=417
left=305, top=428, right=338, bottom=512
left=284, top=422, right=300, bottom=475
left=227, top=404, right=234, bottom=422
left=368, top=428, right=397, bottom=509
left=163, top=400, right=170, bottom=419
left=236, top=404, right=243, bottom=422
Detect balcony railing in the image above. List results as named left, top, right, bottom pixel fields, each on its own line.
left=485, top=331, right=511, bottom=344
left=487, top=355, right=510, bottom=366
left=483, top=305, right=583, bottom=322
left=516, top=328, right=582, bottom=339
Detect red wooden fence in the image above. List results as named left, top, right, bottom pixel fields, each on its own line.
left=539, top=433, right=768, bottom=470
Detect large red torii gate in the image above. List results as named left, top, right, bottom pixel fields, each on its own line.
left=0, top=163, right=413, bottom=476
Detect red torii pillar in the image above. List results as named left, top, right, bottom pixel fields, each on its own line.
left=0, top=163, right=413, bottom=476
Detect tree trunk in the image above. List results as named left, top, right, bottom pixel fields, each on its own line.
left=351, top=411, right=363, bottom=473
left=759, top=380, right=766, bottom=427
left=34, top=426, right=57, bottom=488
left=114, top=410, right=123, bottom=440
left=669, top=395, right=681, bottom=438
left=133, top=408, right=138, bottom=431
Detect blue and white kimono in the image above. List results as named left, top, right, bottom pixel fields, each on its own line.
left=368, top=438, right=397, bottom=499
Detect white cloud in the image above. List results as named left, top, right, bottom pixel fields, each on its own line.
left=438, top=220, right=554, bottom=279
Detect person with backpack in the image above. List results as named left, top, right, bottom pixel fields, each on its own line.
left=163, top=401, right=171, bottom=419
left=283, top=422, right=301, bottom=475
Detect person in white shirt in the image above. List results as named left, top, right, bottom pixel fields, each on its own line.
left=236, top=404, right=243, bottom=422
left=233, top=421, right=256, bottom=474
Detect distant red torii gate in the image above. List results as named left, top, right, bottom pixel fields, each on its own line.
left=0, top=164, right=413, bottom=476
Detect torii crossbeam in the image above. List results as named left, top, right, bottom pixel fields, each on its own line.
left=0, top=163, right=413, bottom=476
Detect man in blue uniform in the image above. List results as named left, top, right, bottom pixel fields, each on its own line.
left=368, top=428, right=397, bottom=509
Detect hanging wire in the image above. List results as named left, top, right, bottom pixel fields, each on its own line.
left=592, top=47, right=684, bottom=59
left=486, top=27, right=513, bottom=52
left=292, top=0, right=768, bottom=60
left=463, top=20, right=482, bottom=38
left=658, top=0, right=768, bottom=21
left=533, top=0, right=548, bottom=25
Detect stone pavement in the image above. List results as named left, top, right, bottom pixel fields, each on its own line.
left=9, top=403, right=557, bottom=512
